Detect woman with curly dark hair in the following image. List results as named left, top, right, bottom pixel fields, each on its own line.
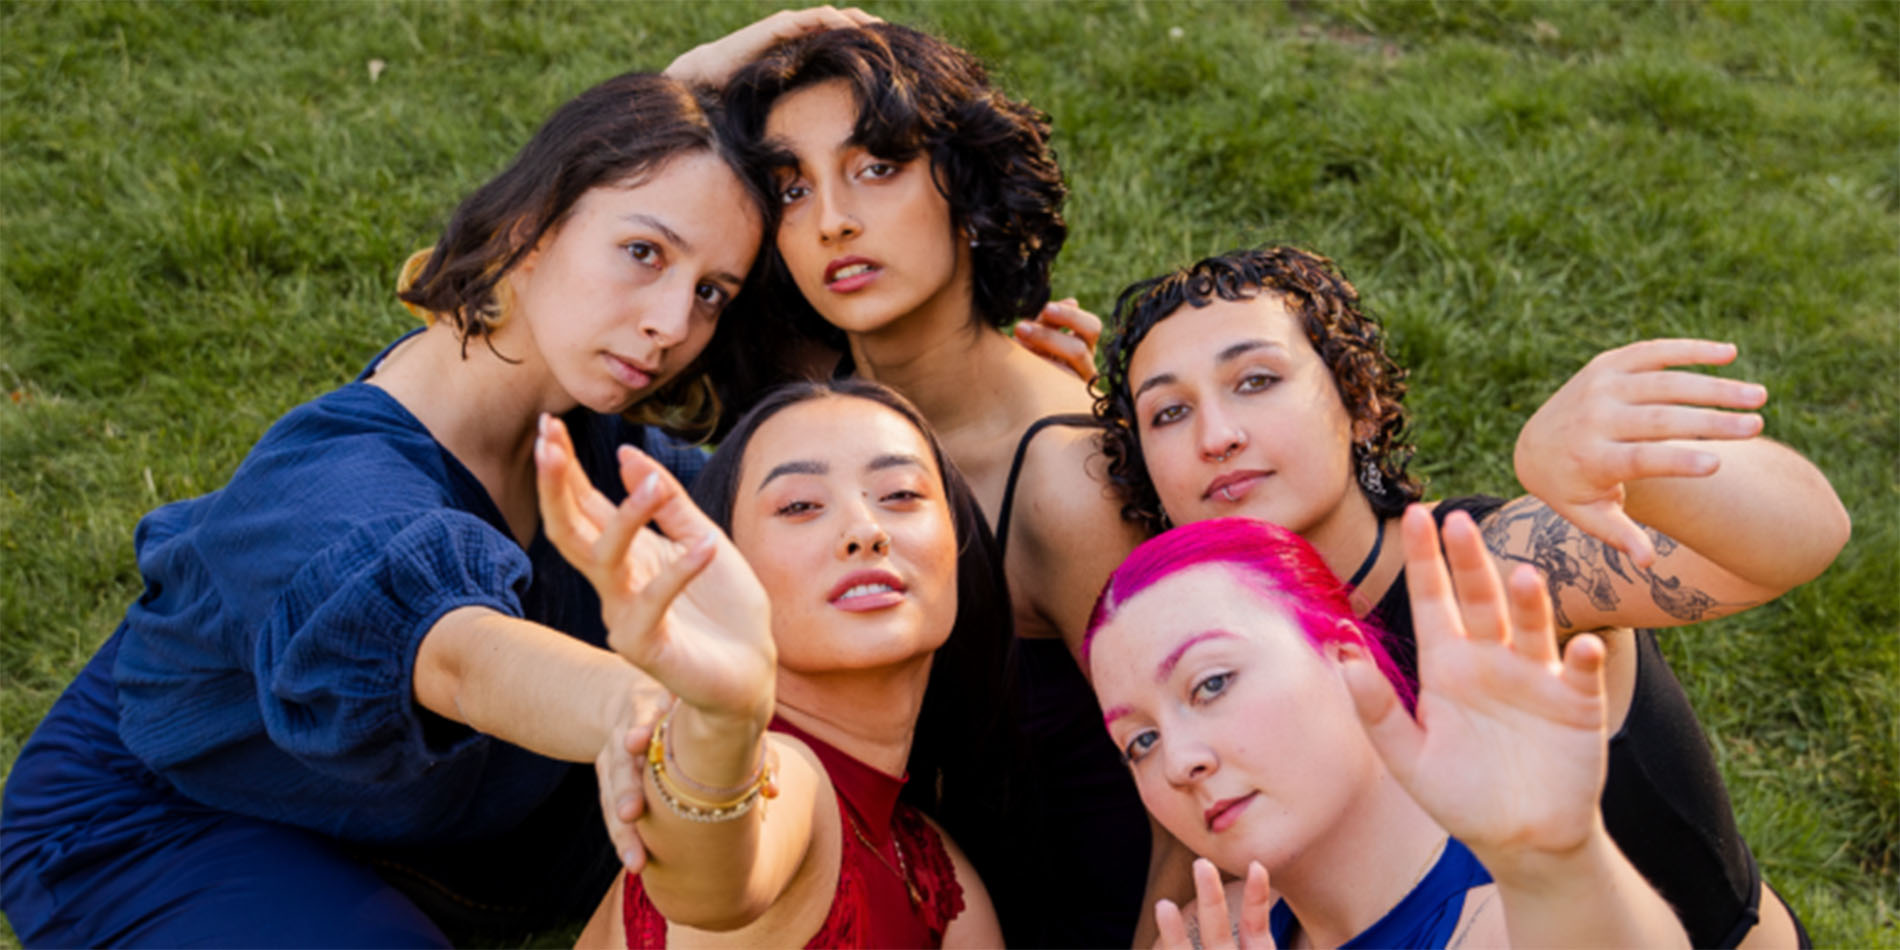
left=1093, top=244, right=1847, bottom=949
left=667, top=21, right=1154, bottom=947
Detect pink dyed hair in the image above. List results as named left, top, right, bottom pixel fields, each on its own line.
left=1083, top=517, right=1417, bottom=712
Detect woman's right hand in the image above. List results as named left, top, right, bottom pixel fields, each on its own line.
left=664, top=6, right=880, bottom=89
left=535, top=414, right=775, bottom=726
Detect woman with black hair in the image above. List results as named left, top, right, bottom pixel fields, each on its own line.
left=535, top=379, right=1008, bottom=948
left=706, top=24, right=1157, bottom=946
left=1092, top=244, right=1847, bottom=948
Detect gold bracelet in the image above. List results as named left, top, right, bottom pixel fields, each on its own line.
left=646, top=704, right=778, bottom=823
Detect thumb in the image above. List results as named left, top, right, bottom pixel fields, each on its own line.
left=1561, top=500, right=1657, bottom=568
left=1343, top=654, right=1423, bottom=788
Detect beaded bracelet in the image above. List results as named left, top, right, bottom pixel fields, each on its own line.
left=646, top=704, right=777, bottom=823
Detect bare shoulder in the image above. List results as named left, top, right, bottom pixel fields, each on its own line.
left=919, top=814, right=1005, bottom=949
left=1009, top=425, right=1146, bottom=651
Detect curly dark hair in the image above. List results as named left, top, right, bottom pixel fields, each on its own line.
left=721, top=23, right=1068, bottom=342
left=1094, top=245, right=1421, bottom=535
left=397, top=72, right=771, bottom=441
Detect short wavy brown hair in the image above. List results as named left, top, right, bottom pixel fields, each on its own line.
left=721, top=23, right=1068, bottom=337
left=1094, top=246, right=1421, bottom=535
left=397, top=72, right=769, bottom=442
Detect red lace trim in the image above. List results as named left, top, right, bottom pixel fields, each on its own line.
left=621, top=801, right=965, bottom=948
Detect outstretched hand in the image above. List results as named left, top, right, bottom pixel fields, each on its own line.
left=1013, top=296, right=1103, bottom=384
left=1513, top=339, right=1767, bottom=566
left=534, top=414, right=775, bottom=722
left=1343, top=506, right=1609, bottom=877
left=1154, top=859, right=1274, bottom=950
left=664, top=6, right=880, bottom=89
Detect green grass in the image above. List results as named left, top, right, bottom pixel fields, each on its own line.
left=3, top=0, right=1894, bottom=945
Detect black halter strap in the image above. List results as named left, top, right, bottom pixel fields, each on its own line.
left=1346, top=518, right=1388, bottom=589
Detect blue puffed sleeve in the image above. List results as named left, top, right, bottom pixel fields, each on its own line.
left=252, top=509, right=529, bottom=784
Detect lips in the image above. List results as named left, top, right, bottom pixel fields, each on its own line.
left=604, top=352, right=658, bottom=390
left=1202, top=470, right=1269, bottom=503
left=1204, top=791, right=1258, bottom=832
left=824, top=256, right=881, bottom=292
left=826, top=569, right=908, bottom=612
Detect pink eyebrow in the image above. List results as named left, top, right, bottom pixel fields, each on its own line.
left=1102, top=704, right=1133, bottom=730
left=1157, top=631, right=1238, bottom=682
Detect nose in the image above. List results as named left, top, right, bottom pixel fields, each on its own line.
left=816, top=183, right=860, bottom=245
left=836, top=498, right=891, bottom=560
left=1197, top=403, right=1248, bottom=464
left=639, top=278, right=696, bottom=350
left=1161, top=731, right=1216, bottom=788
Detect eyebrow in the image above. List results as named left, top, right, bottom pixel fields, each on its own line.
left=621, top=213, right=745, bottom=291
left=1131, top=339, right=1282, bottom=402
left=1102, top=703, right=1133, bottom=730
left=757, top=459, right=827, bottom=492
left=1156, top=630, right=1239, bottom=682
left=867, top=453, right=926, bottom=473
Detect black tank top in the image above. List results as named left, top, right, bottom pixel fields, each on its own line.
left=1373, top=496, right=1765, bottom=949
left=995, top=413, right=1150, bottom=948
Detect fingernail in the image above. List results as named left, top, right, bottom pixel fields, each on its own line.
left=537, top=413, right=548, bottom=436
left=637, top=471, right=660, bottom=501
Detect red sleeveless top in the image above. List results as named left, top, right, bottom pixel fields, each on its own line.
left=622, top=718, right=966, bottom=948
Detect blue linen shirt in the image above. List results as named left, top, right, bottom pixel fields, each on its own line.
left=109, top=353, right=707, bottom=845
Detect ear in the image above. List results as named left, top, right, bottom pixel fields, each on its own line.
left=1323, top=619, right=1370, bottom=665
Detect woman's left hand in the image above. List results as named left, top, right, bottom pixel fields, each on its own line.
left=1513, top=339, right=1767, bottom=567
left=1344, top=506, right=1609, bottom=874
left=664, top=6, right=880, bottom=89
left=1012, top=296, right=1102, bottom=384
left=1154, top=859, right=1275, bottom=950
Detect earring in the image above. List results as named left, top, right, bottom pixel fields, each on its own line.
left=1358, top=443, right=1386, bottom=495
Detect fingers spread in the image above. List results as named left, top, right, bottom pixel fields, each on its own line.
left=1399, top=505, right=1459, bottom=652
left=1344, top=653, right=1422, bottom=789
left=1442, top=512, right=1508, bottom=644
left=1603, top=338, right=1739, bottom=373
left=1155, top=900, right=1193, bottom=950
left=1561, top=632, right=1609, bottom=701
left=1239, top=862, right=1274, bottom=949
left=1505, top=565, right=1559, bottom=666
left=1193, top=859, right=1234, bottom=950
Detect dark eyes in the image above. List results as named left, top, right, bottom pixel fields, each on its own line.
left=861, top=161, right=898, bottom=179
left=625, top=241, right=659, bottom=266
left=694, top=282, right=730, bottom=309
left=773, top=489, right=927, bottom=519
left=778, top=182, right=809, bottom=205
left=1145, top=372, right=1279, bottom=429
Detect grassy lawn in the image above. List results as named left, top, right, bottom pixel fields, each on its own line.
left=3, top=0, right=1893, bottom=945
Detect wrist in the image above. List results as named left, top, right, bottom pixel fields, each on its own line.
left=1472, top=820, right=1615, bottom=897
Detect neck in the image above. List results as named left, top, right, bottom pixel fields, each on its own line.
left=1271, top=774, right=1448, bottom=949
left=370, top=321, right=572, bottom=468
left=772, top=654, right=933, bottom=776
left=1302, top=492, right=1398, bottom=616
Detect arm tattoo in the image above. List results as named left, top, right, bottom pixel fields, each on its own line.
left=1480, top=498, right=1724, bottom=629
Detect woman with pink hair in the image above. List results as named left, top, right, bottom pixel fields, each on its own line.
left=1084, top=508, right=1688, bottom=949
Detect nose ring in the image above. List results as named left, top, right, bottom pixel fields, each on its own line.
left=872, top=536, right=890, bottom=556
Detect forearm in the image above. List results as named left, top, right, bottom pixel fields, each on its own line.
left=638, top=719, right=818, bottom=931
left=1622, top=437, right=1848, bottom=592
left=1483, top=829, right=1688, bottom=950
left=414, top=606, right=666, bottom=762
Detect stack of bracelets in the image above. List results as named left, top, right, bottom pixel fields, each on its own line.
left=646, top=703, right=779, bottom=823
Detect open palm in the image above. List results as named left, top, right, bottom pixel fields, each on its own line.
left=1347, top=506, right=1609, bottom=866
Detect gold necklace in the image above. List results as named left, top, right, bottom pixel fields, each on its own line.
left=843, top=806, right=924, bottom=906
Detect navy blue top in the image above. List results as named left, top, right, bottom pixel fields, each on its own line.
left=107, top=337, right=707, bottom=844
left=1269, top=838, right=1493, bottom=949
